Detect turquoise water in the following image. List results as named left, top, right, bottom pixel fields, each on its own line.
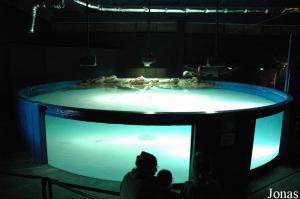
left=31, top=87, right=275, bottom=112
left=46, top=116, right=191, bottom=182
left=31, top=87, right=284, bottom=181
left=251, top=112, right=284, bottom=169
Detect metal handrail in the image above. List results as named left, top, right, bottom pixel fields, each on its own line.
left=0, top=171, right=120, bottom=199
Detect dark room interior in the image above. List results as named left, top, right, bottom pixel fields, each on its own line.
left=1, top=0, right=300, bottom=199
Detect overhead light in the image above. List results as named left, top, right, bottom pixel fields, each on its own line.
left=259, top=67, right=264, bottom=71
left=80, top=0, right=97, bottom=67
left=142, top=0, right=155, bottom=68
left=203, top=57, right=224, bottom=68
left=143, top=54, right=156, bottom=67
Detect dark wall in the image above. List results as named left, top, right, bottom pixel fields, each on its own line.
left=0, top=3, right=31, bottom=155
left=8, top=32, right=290, bottom=84
left=0, top=2, right=293, bottom=156
left=8, top=44, right=119, bottom=88
left=52, top=31, right=289, bottom=79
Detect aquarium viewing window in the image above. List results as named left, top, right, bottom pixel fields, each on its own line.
left=18, top=79, right=292, bottom=182
left=46, top=116, right=192, bottom=182
left=251, top=112, right=284, bottom=170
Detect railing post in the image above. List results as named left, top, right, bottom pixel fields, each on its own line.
left=48, top=179, right=53, bottom=199
left=41, top=177, right=48, bottom=199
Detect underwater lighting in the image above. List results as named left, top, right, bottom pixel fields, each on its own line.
left=45, top=115, right=191, bottom=182
left=145, top=112, right=156, bottom=114
left=20, top=78, right=291, bottom=182
left=251, top=146, right=276, bottom=159
left=205, top=110, right=217, bottom=114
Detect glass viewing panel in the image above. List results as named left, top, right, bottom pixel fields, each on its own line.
left=45, top=115, right=192, bottom=183
left=251, top=112, right=284, bottom=169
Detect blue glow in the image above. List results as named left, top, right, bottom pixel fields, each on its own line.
left=19, top=81, right=290, bottom=179
left=31, top=87, right=275, bottom=113
left=250, top=112, right=284, bottom=169
left=46, top=116, right=191, bottom=183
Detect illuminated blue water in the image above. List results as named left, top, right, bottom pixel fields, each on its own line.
left=30, top=87, right=283, bottom=182
left=46, top=116, right=191, bottom=182
left=251, top=112, right=284, bottom=169
left=31, top=87, right=274, bottom=112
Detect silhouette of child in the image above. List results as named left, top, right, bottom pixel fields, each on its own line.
left=157, top=169, right=179, bottom=199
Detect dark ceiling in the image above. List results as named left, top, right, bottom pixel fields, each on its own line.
left=2, top=0, right=300, bottom=34
left=59, top=0, right=300, bottom=7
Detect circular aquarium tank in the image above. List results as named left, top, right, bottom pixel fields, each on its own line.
left=18, top=77, right=292, bottom=183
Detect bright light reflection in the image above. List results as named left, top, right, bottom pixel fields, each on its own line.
left=251, top=146, right=276, bottom=159
left=32, top=88, right=275, bottom=113
left=250, top=146, right=278, bottom=170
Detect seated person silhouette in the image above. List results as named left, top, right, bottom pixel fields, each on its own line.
left=120, top=151, right=160, bottom=199
left=180, top=152, right=222, bottom=199
left=157, top=169, right=179, bottom=199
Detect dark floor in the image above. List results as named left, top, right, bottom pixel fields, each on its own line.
left=1, top=152, right=300, bottom=199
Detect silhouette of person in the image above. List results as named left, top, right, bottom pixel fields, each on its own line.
left=120, top=151, right=161, bottom=199
left=180, top=152, right=222, bottom=199
left=157, top=169, right=179, bottom=199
